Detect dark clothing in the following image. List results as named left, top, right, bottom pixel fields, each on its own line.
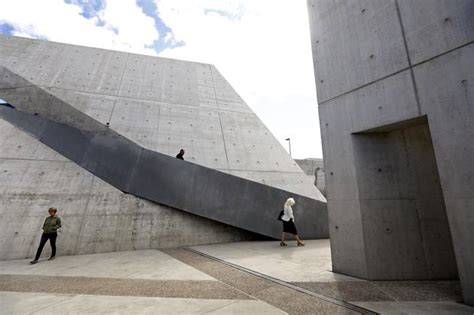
left=176, top=153, right=184, bottom=160
left=34, top=232, right=57, bottom=260
left=282, top=219, right=298, bottom=235
left=42, top=216, right=61, bottom=234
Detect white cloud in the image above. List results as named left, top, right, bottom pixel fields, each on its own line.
left=0, top=0, right=159, bottom=55
left=156, top=0, right=321, bottom=158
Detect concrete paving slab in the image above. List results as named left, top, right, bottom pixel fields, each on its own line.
left=0, top=250, right=215, bottom=281
left=353, top=301, right=474, bottom=315
left=164, top=248, right=364, bottom=314
left=205, top=300, right=287, bottom=314
left=191, top=239, right=361, bottom=283
left=0, top=291, right=284, bottom=314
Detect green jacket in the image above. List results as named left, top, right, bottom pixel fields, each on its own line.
left=42, top=216, right=62, bottom=234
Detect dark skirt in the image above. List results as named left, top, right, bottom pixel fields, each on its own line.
left=282, top=219, right=298, bottom=235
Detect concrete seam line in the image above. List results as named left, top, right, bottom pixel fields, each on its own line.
left=394, top=0, right=422, bottom=116
left=159, top=249, right=258, bottom=302
left=22, top=293, right=78, bottom=314
left=14, top=85, right=254, bottom=116
left=183, top=248, right=379, bottom=315
left=0, top=85, right=37, bottom=91
left=210, top=65, right=231, bottom=172
left=0, top=157, right=70, bottom=163
left=318, top=40, right=474, bottom=106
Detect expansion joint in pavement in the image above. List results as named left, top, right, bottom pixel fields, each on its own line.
left=162, top=248, right=378, bottom=315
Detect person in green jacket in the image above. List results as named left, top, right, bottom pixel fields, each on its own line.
left=30, top=207, right=62, bottom=264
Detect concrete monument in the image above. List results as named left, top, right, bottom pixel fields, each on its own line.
left=308, top=0, right=473, bottom=304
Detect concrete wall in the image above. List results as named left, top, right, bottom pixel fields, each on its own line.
left=0, top=117, right=255, bottom=260
left=0, top=35, right=324, bottom=201
left=308, top=0, right=473, bottom=304
left=0, top=35, right=327, bottom=260
left=294, top=158, right=326, bottom=196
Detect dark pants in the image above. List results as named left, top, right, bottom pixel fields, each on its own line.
left=34, top=233, right=57, bottom=260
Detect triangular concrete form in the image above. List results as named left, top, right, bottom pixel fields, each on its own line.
left=0, top=35, right=328, bottom=260
left=0, top=35, right=325, bottom=201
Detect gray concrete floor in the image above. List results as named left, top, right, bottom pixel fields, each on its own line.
left=190, top=240, right=473, bottom=314
left=0, top=240, right=472, bottom=314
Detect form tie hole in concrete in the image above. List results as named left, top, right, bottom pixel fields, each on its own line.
left=106, top=122, right=110, bottom=127
left=34, top=113, right=38, bottom=116
left=335, top=225, right=339, bottom=229
left=378, top=106, right=383, bottom=110
left=369, top=54, right=375, bottom=59
left=315, top=40, right=319, bottom=44
left=320, top=79, right=324, bottom=83
left=385, top=228, right=392, bottom=234
left=330, top=172, right=333, bottom=176
left=444, top=17, right=451, bottom=23
left=361, top=8, right=366, bottom=13
left=377, top=168, right=382, bottom=172
left=461, top=79, right=467, bottom=85
left=17, top=145, right=22, bottom=149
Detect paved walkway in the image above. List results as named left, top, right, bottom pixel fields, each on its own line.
left=0, top=240, right=473, bottom=314
left=190, top=240, right=474, bottom=315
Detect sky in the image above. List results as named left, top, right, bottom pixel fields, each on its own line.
left=0, top=0, right=322, bottom=159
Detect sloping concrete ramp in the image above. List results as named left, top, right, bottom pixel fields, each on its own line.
left=0, top=67, right=328, bottom=239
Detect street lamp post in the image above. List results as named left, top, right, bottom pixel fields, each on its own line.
left=285, top=138, right=292, bottom=157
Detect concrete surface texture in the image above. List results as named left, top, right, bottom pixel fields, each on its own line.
left=0, top=101, right=328, bottom=241
left=295, top=158, right=326, bottom=196
left=308, top=0, right=473, bottom=305
left=0, top=250, right=286, bottom=314
left=189, top=240, right=472, bottom=314
left=0, top=34, right=328, bottom=260
left=0, top=34, right=324, bottom=201
left=0, top=116, right=256, bottom=261
left=1, top=240, right=471, bottom=314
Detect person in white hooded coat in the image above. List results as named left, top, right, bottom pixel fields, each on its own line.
left=280, top=197, right=305, bottom=247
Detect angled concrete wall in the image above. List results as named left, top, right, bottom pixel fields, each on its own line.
left=308, top=0, right=473, bottom=305
left=0, top=116, right=255, bottom=260
left=0, top=35, right=328, bottom=260
left=0, top=35, right=324, bottom=201
left=295, top=158, right=326, bottom=196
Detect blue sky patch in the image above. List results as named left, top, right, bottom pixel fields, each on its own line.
left=64, top=0, right=105, bottom=19
left=0, top=23, right=15, bottom=35
left=136, top=0, right=185, bottom=53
